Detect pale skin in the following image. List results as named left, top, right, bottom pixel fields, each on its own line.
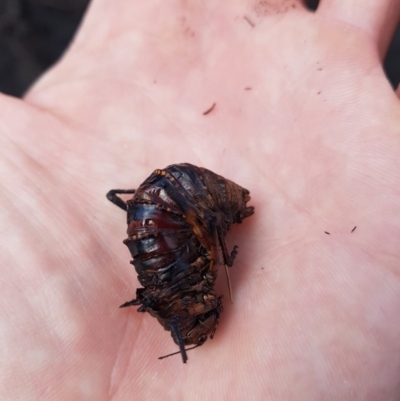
left=1, top=0, right=400, bottom=399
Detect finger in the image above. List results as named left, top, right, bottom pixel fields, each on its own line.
left=67, top=0, right=308, bottom=52
left=250, top=0, right=307, bottom=15
left=317, top=0, right=400, bottom=58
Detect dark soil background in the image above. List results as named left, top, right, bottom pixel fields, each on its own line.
left=0, top=0, right=399, bottom=97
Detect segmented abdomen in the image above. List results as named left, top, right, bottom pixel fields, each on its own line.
left=124, top=204, right=201, bottom=286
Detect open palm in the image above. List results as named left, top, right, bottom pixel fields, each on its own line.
left=1, top=1, right=400, bottom=400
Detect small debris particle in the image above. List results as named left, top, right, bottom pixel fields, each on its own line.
left=203, top=103, right=216, bottom=115
left=317, top=91, right=321, bottom=95
left=317, top=68, right=323, bottom=71
left=324, top=231, right=330, bottom=235
left=351, top=226, right=357, bottom=233
left=243, top=16, right=255, bottom=28
left=245, top=87, right=252, bottom=90
left=261, top=267, right=264, bottom=270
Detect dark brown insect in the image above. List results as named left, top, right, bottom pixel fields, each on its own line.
left=107, top=163, right=254, bottom=363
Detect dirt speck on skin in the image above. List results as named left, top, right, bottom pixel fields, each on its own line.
left=243, top=15, right=255, bottom=27
left=203, top=102, right=216, bottom=115
left=253, top=0, right=297, bottom=16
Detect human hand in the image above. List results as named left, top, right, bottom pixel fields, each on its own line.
left=1, top=0, right=400, bottom=399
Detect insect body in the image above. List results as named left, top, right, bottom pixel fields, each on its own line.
left=107, top=163, right=254, bottom=363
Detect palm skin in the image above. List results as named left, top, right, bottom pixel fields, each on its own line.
left=1, top=0, right=400, bottom=400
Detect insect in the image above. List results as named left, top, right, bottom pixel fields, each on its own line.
left=107, top=163, right=254, bottom=363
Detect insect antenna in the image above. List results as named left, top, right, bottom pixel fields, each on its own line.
left=224, top=264, right=234, bottom=304
left=170, top=316, right=188, bottom=363
left=106, top=189, right=136, bottom=211
left=158, top=345, right=200, bottom=361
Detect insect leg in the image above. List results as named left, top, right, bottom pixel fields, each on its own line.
left=217, top=229, right=238, bottom=267
left=208, top=218, right=235, bottom=302
left=106, top=189, right=136, bottom=211
left=216, top=226, right=237, bottom=302
left=119, top=299, right=140, bottom=308
left=170, top=316, right=188, bottom=363
left=158, top=345, right=200, bottom=361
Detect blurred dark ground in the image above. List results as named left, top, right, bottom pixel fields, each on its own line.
left=0, top=0, right=90, bottom=96
left=0, top=0, right=399, bottom=97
